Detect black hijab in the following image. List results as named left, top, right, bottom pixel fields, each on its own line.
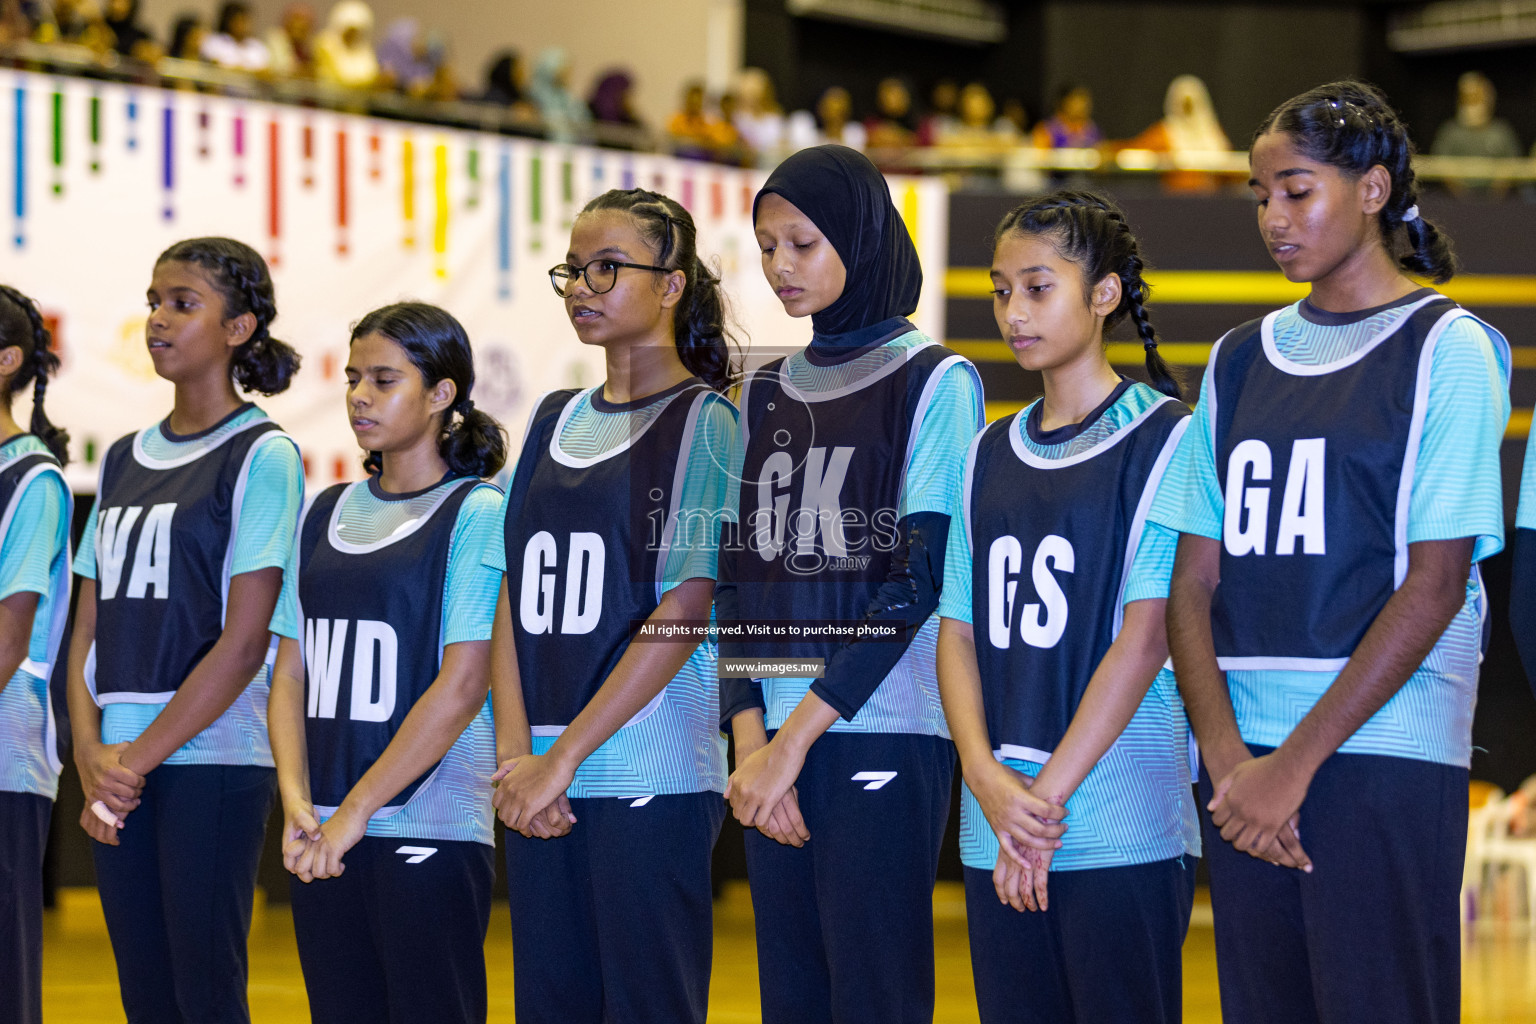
left=753, top=145, right=922, bottom=338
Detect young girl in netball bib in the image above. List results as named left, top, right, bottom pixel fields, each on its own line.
left=488, top=188, right=738, bottom=1024
left=720, top=144, right=983, bottom=1024
left=267, top=302, right=506, bottom=1024
left=66, top=237, right=304, bottom=1024
left=937, top=192, right=1199, bottom=1024
left=1152, top=82, right=1511, bottom=1024
left=0, top=285, right=74, bottom=1024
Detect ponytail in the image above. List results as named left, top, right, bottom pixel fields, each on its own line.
left=994, top=190, right=1183, bottom=400
left=351, top=302, right=508, bottom=480
left=0, top=285, right=69, bottom=464
left=577, top=188, right=741, bottom=392
left=1255, top=81, right=1457, bottom=284
left=157, top=237, right=303, bottom=395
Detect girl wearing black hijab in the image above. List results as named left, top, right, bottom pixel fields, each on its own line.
left=720, top=145, right=983, bottom=1024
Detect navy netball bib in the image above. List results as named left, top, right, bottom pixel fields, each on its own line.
left=90, top=416, right=286, bottom=702
left=504, top=384, right=712, bottom=727
left=968, top=397, right=1189, bottom=758
left=296, top=477, right=481, bottom=813
left=734, top=342, right=964, bottom=660
left=1210, top=294, right=1476, bottom=668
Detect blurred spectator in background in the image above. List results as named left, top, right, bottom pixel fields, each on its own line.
left=479, top=49, right=534, bottom=118
left=377, top=17, right=433, bottom=95
left=733, top=66, right=785, bottom=161
left=1432, top=72, right=1521, bottom=195
left=940, top=82, right=1009, bottom=150
left=672, top=80, right=743, bottom=160
left=103, top=0, right=152, bottom=58
left=995, top=97, right=1028, bottom=139
left=814, top=86, right=865, bottom=148
left=33, top=0, right=112, bottom=49
left=1033, top=84, right=1101, bottom=149
left=202, top=2, right=269, bottom=71
left=265, top=3, right=315, bottom=78
left=669, top=81, right=710, bottom=145
left=589, top=70, right=642, bottom=128
left=0, top=0, right=30, bottom=44
left=918, top=79, right=959, bottom=145
left=865, top=77, right=916, bottom=148
left=168, top=12, right=206, bottom=61
left=529, top=47, right=590, bottom=142
left=1124, top=74, right=1230, bottom=193
left=315, top=0, right=377, bottom=88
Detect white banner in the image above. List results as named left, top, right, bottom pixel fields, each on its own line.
left=0, top=71, right=948, bottom=492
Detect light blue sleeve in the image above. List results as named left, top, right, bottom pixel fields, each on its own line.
left=937, top=431, right=985, bottom=624
left=0, top=471, right=67, bottom=601
left=1520, top=430, right=1536, bottom=532
left=1123, top=522, right=1179, bottom=605
left=899, top=360, right=985, bottom=519
left=1406, top=317, right=1511, bottom=563
left=443, top=486, right=507, bottom=644
left=268, top=533, right=302, bottom=640
left=1147, top=370, right=1223, bottom=540
left=230, top=436, right=305, bottom=576
left=662, top=393, right=739, bottom=592
left=482, top=487, right=510, bottom=574
left=74, top=495, right=99, bottom=579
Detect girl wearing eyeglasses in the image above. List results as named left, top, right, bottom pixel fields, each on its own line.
left=486, top=187, right=740, bottom=1024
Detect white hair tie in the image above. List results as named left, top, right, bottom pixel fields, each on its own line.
left=1402, top=204, right=1420, bottom=223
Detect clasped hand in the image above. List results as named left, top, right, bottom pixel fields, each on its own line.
left=491, top=753, right=578, bottom=839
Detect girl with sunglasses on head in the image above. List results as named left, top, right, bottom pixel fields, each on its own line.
left=487, top=187, right=739, bottom=1024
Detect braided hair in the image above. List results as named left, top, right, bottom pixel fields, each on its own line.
left=577, top=188, right=741, bottom=392
left=993, top=190, right=1182, bottom=400
left=155, top=237, right=302, bottom=394
left=350, top=302, right=507, bottom=480
left=0, top=286, right=69, bottom=464
left=1254, top=81, right=1455, bottom=283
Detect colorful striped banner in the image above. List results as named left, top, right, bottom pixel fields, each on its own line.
left=433, top=142, right=448, bottom=278
left=13, top=85, right=25, bottom=248
left=529, top=151, right=542, bottom=252
left=466, top=144, right=479, bottom=210
left=496, top=146, right=511, bottom=300
left=710, top=177, right=723, bottom=220
left=680, top=175, right=694, bottom=211
left=401, top=136, right=415, bottom=248
left=88, top=90, right=100, bottom=172
left=336, top=127, right=348, bottom=255
left=233, top=112, right=246, bottom=187
left=125, top=92, right=137, bottom=150
left=196, top=105, right=209, bottom=158
left=50, top=87, right=62, bottom=196
left=560, top=156, right=573, bottom=229
left=621, top=159, right=634, bottom=189
left=368, top=131, right=381, bottom=181
left=160, top=103, right=173, bottom=221
left=302, top=121, right=315, bottom=188
left=267, top=119, right=280, bottom=265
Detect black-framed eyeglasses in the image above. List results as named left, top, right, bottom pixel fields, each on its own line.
left=548, top=258, right=671, bottom=298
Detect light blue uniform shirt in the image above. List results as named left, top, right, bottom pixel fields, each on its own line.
left=0, top=436, right=72, bottom=799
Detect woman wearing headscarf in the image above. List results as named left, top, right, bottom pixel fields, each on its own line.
left=1122, top=74, right=1232, bottom=194
left=314, top=0, right=378, bottom=89
left=529, top=47, right=591, bottom=144
left=721, top=145, right=984, bottom=1024
left=376, top=17, right=434, bottom=96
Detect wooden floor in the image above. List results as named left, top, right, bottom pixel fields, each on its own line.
left=39, top=883, right=1536, bottom=1022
